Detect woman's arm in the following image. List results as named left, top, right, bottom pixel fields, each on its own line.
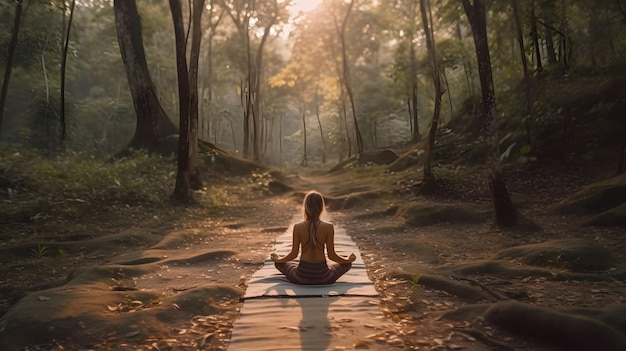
left=271, top=226, right=301, bottom=263
left=325, top=225, right=355, bottom=264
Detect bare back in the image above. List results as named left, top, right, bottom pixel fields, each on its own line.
left=295, top=220, right=332, bottom=263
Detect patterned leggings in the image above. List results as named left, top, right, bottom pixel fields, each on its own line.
left=274, top=260, right=352, bottom=285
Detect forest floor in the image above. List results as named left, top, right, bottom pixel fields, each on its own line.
left=1, top=156, right=626, bottom=350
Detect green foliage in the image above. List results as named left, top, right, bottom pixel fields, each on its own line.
left=409, top=273, right=422, bottom=293
left=0, top=147, right=176, bottom=216
left=30, top=244, right=49, bottom=259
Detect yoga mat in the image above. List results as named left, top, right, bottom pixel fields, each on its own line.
left=243, top=222, right=378, bottom=298
left=229, top=218, right=395, bottom=351
left=228, top=297, right=396, bottom=351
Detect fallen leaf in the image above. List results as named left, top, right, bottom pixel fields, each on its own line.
left=353, top=340, right=371, bottom=349
left=124, top=330, right=140, bottom=338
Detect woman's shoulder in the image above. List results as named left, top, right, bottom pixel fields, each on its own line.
left=294, top=220, right=333, bottom=228
left=318, top=220, right=334, bottom=229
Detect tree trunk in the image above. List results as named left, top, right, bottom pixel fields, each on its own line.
left=0, top=1, right=24, bottom=138
left=202, top=0, right=223, bottom=143
left=315, top=90, right=326, bottom=164
left=188, top=0, right=205, bottom=190
left=512, top=0, right=533, bottom=115
left=279, top=114, right=283, bottom=166
left=169, top=0, right=192, bottom=203
left=442, top=69, right=454, bottom=121
left=421, top=0, right=442, bottom=182
left=335, top=0, right=363, bottom=154
left=252, top=5, right=276, bottom=162
left=530, top=6, right=543, bottom=72
left=463, top=0, right=518, bottom=228
left=41, top=33, right=51, bottom=139
left=543, top=0, right=557, bottom=64
left=114, top=0, right=178, bottom=153
left=616, top=0, right=626, bottom=22
left=409, top=11, right=420, bottom=142
left=60, top=0, right=76, bottom=143
left=301, top=101, right=308, bottom=167
left=616, top=142, right=625, bottom=175
left=341, top=97, right=352, bottom=158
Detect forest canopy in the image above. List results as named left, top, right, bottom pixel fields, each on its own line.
left=0, top=0, right=624, bottom=170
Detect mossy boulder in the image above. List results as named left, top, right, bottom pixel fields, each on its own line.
left=494, top=239, right=615, bottom=272
left=556, top=174, right=626, bottom=215
left=585, top=203, right=626, bottom=227
left=399, top=202, right=490, bottom=227
left=357, top=149, right=399, bottom=165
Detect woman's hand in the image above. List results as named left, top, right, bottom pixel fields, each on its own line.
left=348, top=253, right=356, bottom=262
left=270, top=253, right=279, bottom=262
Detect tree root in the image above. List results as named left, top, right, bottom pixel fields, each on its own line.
left=450, top=275, right=510, bottom=301
left=450, top=327, right=515, bottom=351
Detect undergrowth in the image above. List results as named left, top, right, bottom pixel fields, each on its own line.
left=0, top=147, right=177, bottom=224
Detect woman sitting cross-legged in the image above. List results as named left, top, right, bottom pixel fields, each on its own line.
left=270, top=191, right=356, bottom=285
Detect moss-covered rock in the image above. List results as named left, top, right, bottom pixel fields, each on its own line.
left=357, top=149, right=399, bottom=165
left=399, top=202, right=490, bottom=227
left=585, top=203, right=626, bottom=227
left=494, top=239, right=615, bottom=272
left=556, top=173, right=626, bottom=215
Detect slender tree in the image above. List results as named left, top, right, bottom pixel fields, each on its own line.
left=333, top=0, right=364, bottom=154
left=512, top=0, right=533, bottom=114
left=219, top=0, right=254, bottom=158
left=0, top=0, right=24, bottom=138
left=420, top=0, right=442, bottom=182
left=301, top=101, right=308, bottom=166
left=462, top=0, right=519, bottom=227
left=251, top=0, right=281, bottom=161
left=201, top=0, right=225, bottom=142
left=169, top=0, right=192, bottom=202
left=188, top=0, right=206, bottom=190
left=60, top=0, right=76, bottom=143
left=529, top=4, right=542, bottom=72
left=314, top=89, right=327, bottom=163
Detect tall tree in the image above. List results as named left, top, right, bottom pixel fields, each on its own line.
left=512, top=0, right=533, bottom=114
left=200, top=0, right=225, bottom=143
left=219, top=0, right=253, bottom=158
left=420, top=0, right=442, bottom=182
left=60, top=0, right=76, bottom=143
left=333, top=0, right=364, bottom=154
left=385, top=0, right=421, bottom=142
left=188, top=0, right=206, bottom=190
left=462, top=0, right=519, bottom=227
left=250, top=0, right=282, bottom=161
left=0, top=0, right=25, bottom=138
left=408, top=1, right=420, bottom=143
left=529, top=4, right=543, bottom=72
left=113, top=0, right=178, bottom=153
left=169, top=0, right=192, bottom=202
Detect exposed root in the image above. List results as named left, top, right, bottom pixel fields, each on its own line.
left=450, top=327, right=515, bottom=351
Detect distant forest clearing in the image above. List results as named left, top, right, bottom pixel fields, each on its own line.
left=1, top=0, right=626, bottom=350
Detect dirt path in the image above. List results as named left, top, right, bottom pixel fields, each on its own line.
left=0, top=185, right=301, bottom=350
left=1, top=169, right=626, bottom=351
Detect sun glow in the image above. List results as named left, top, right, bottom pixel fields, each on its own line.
left=288, top=0, right=323, bottom=16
